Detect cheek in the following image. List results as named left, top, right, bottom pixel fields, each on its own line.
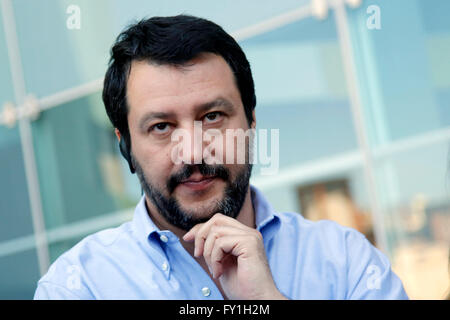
left=134, top=142, right=174, bottom=182
left=222, top=131, right=252, bottom=165
left=212, top=116, right=250, bottom=165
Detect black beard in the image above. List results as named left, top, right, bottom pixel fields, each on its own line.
left=132, top=159, right=253, bottom=231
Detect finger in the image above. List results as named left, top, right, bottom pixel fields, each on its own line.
left=211, top=233, right=265, bottom=279
left=192, top=216, right=220, bottom=257
left=184, top=212, right=251, bottom=244
left=210, top=235, right=241, bottom=278
left=202, top=231, right=218, bottom=275
left=203, top=226, right=245, bottom=266
left=182, top=223, right=204, bottom=242
left=193, top=213, right=249, bottom=257
left=210, top=213, right=251, bottom=231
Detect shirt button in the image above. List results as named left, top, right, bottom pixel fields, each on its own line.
left=201, top=287, right=211, bottom=297
left=160, top=235, right=169, bottom=243
left=161, top=262, right=168, bottom=271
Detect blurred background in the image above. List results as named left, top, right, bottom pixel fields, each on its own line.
left=0, top=0, right=449, bottom=299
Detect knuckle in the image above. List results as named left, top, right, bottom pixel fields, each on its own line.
left=212, top=212, right=223, bottom=220
left=210, top=233, right=218, bottom=243
left=209, top=226, right=220, bottom=239
left=212, top=212, right=227, bottom=224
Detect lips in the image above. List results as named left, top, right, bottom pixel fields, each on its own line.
left=181, top=173, right=217, bottom=184
left=179, top=174, right=218, bottom=191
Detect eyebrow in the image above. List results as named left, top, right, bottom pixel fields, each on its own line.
left=138, top=97, right=235, bottom=131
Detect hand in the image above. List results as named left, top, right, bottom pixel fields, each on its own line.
left=182, top=213, right=286, bottom=300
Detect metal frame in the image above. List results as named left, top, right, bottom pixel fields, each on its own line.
left=332, top=0, right=387, bottom=251
left=1, top=0, right=50, bottom=275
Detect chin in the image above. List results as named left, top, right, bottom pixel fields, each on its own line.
left=178, top=198, right=222, bottom=219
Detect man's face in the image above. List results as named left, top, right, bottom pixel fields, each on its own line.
left=125, top=53, right=255, bottom=230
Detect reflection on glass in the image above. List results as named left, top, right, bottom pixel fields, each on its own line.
left=374, top=142, right=450, bottom=299
left=297, top=177, right=375, bottom=245
left=240, top=13, right=358, bottom=173
left=31, top=92, right=140, bottom=230
left=49, top=237, right=85, bottom=263
left=0, top=249, right=40, bottom=299
left=0, top=127, right=35, bottom=241
left=347, top=0, right=450, bottom=146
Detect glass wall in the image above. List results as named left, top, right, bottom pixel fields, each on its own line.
left=346, top=0, right=450, bottom=299
left=0, top=0, right=448, bottom=299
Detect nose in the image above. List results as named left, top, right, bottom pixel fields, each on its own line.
left=179, top=120, right=204, bottom=165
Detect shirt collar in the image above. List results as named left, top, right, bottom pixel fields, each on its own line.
left=131, top=196, right=160, bottom=244
left=250, top=184, right=281, bottom=242
left=131, top=184, right=281, bottom=245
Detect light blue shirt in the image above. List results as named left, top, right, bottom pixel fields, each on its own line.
left=34, top=185, right=408, bottom=300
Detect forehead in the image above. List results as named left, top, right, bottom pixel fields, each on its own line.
left=126, top=53, right=241, bottom=115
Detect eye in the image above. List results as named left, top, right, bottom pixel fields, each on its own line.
left=204, top=111, right=223, bottom=124
left=150, top=122, right=170, bottom=134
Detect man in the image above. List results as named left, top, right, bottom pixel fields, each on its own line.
left=34, top=15, right=408, bottom=300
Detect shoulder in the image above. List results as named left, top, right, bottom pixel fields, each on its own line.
left=276, top=211, right=364, bottom=244
left=274, top=211, right=408, bottom=299
left=58, top=221, right=134, bottom=262
left=276, top=210, right=382, bottom=262
left=34, top=222, right=134, bottom=299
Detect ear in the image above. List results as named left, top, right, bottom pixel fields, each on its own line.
left=115, top=128, right=121, bottom=142
left=250, top=110, right=256, bottom=129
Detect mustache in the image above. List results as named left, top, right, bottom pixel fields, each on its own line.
left=167, top=163, right=230, bottom=193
